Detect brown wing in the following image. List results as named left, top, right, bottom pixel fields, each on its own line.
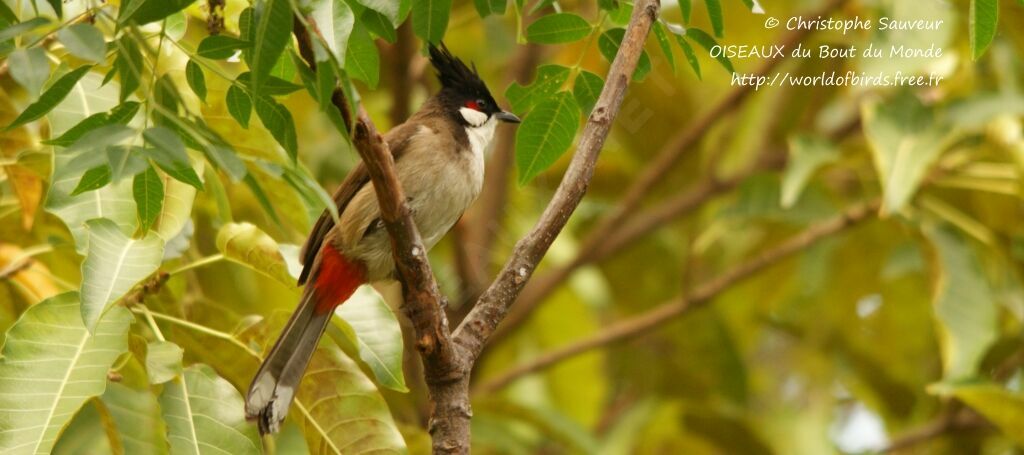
left=297, top=121, right=423, bottom=285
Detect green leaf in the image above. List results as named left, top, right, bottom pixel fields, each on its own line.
left=239, top=7, right=255, bottom=63
left=65, top=124, right=136, bottom=156
left=924, top=225, right=998, bottom=380
left=780, top=135, right=839, bottom=208
left=652, top=22, right=676, bottom=73
left=101, top=383, right=169, bottom=455
left=152, top=163, right=200, bottom=241
left=598, top=28, right=651, bottom=81
left=737, top=0, right=764, bottom=13
left=526, top=13, right=592, bottom=44
left=862, top=94, right=950, bottom=214
left=361, top=8, right=396, bottom=42
left=283, top=343, right=406, bottom=452
left=159, top=365, right=261, bottom=454
left=143, top=126, right=204, bottom=190
left=44, top=72, right=140, bottom=252
left=196, top=35, right=249, bottom=59
left=216, top=222, right=295, bottom=286
left=4, top=65, right=92, bottom=131
left=946, top=383, right=1024, bottom=446
left=505, top=64, right=571, bottom=113
left=970, top=0, right=999, bottom=60
left=145, top=340, right=183, bottom=384
left=412, top=0, right=450, bottom=43
left=113, top=36, right=142, bottom=102
left=107, top=146, right=149, bottom=183
left=226, top=84, right=253, bottom=128
left=133, top=166, right=164, bottom=233
left=46, top=0, right=63, bottom=18
left=685, top=27, right=733, bottom=73
left=356, top=0, right=401, bottom=25
left=680, top=0, right=692, bottom=21
left=57, top=23, right=106, bottom=63
left=515, top=92, right=580, bottom=185
left=235, top=71, right=303, bottom=95
left=165, top=10, right=188, bottom=40
left=243, top=173, right=283, bottom=226
left=0, top=1, right=15, bottom=22
left=252, top=94, right=299, bottom=161
left=316, top=64, right=338, bottom=111
left=80, top=219, right=164, bottom=330
left=311, top=0, right=355, bottom=64
left=71, top=165, right=113, bottom=196
left=333, top=287, right=409, bottom=392
left=8, top=47, right=49, bottom=99
left=185, top=60, right=206, bottom=102
left=119, top=0, right=195, bottom=25
left=704, top=0, right=724, bottom=37
left=0, top=17, right=50, bottom=42
left=572, top=70, right=604, bottom=115
left=606, top=2, right=632, bottom=25
left=670, top=29, right=702, bottom=79
left=270, top=49, right=297, bottom=81
left=345, top=22, right=380, bottom=88
left=474, top=0, right=507, bottom=17
left=0, top=293, right=131, bottom=455
left=251, top=0, right=293, bottom=91
left=173, top=318, right=406, bottom=453
left=44, top=102, right=141, bottom=147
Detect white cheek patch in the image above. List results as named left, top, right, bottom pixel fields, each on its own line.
left=465, top=116, right=497, bottom=158
left=459, top=107, right=489, bottom=127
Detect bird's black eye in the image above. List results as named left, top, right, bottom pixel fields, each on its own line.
left=476, top=99, right=488, bottom=109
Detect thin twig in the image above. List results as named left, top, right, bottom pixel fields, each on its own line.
left=474, top=200, right=879, bottom=393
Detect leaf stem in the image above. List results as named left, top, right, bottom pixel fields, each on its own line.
left=130, top=308, right=260, bottom=357
left=137, top=304, right=167, bottom=342
left=168, top=253, right=225, bottom=275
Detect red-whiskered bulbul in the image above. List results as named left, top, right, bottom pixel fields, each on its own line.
left=245, top=43, right=520, bottom=433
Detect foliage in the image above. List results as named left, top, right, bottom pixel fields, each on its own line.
left=0, top=0, right=1022, bottom=453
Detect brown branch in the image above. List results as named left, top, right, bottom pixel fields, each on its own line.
left=452, top=0, right=662, bottom=363
left=494, top=107, right=862, bottom=341
left=482, top=0, right=847, bottom=334
left=881, top=407, right=985, bottom=453
left=455, top=43, right=545, bottom=307
left=292, top=18, right=465, bottom=453
left=583, top=0, right=849, bottom=247
left=387, top=21, right=416, bottom=126
left=474, top=200, right=879, bottom=393
left=497, top=155, right=773, bottom=335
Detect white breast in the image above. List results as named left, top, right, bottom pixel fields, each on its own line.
left=343, top=123, right=494, bottom=281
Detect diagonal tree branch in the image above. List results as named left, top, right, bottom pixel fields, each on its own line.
left=488, top=0, right=851, bottom=341
left=453, top=0, right=662, bottom=362
left=455, top=43, right=546, bottom=305
left=474, top=200, right=880, bottom=393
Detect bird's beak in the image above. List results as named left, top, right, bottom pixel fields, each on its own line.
left=495, top=111, right=521, bottom=124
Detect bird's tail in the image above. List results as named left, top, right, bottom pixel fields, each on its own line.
left=245, top=245, right=365, bottom=434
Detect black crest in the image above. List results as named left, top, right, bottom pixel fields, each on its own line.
left=428, top=43, right=490, bottom=96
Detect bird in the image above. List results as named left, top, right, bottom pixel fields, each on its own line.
left=245, top=42, right=521, bottom=434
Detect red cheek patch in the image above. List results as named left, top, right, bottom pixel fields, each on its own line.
left=464, top=100, right=479, bottom=111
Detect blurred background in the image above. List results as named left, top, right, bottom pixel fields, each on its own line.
left=2, top=0, right=1024, bottom=453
